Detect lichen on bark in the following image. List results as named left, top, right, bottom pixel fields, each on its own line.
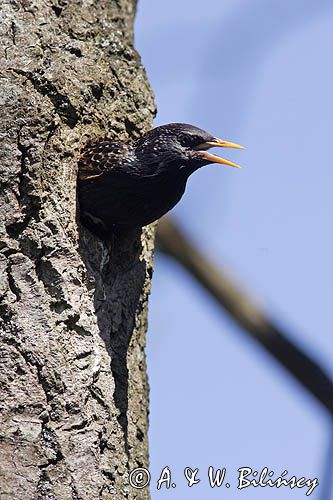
left=0, top=1, right=156, bottom=498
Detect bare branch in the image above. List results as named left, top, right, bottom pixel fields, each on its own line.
left=157, top=217, right=333, bottom=415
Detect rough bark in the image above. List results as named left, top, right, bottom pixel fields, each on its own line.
left=0, top=1, right=156, bottom=499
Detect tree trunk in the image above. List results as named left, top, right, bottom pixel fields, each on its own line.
left=0, top=1, right=155, bottom=498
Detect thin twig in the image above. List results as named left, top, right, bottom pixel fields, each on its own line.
left=157, top=216, right=333, bottom=415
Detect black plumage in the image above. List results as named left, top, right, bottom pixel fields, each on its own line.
left=78, top=123, right=244, bottom=235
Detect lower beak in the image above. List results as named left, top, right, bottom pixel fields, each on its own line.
left=198, top=151, right=242, bottom=168
left=196, top=137, right=245, bottom=168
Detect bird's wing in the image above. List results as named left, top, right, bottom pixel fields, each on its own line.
left=78, top=139, right=130, bottom=180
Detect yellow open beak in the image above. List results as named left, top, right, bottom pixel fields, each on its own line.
left=195, top=137, right=245, bottom=168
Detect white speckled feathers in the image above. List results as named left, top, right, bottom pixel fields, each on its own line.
left=78, top=139, right=132, bottom=180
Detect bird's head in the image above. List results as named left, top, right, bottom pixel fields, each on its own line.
left=134, top=123, right=244, bottom=176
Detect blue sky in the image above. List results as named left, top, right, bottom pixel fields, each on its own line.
left=135, top=1, right=333, bottom=498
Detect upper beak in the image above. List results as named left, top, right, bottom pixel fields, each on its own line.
left=195, top=137, right=245, bottom=168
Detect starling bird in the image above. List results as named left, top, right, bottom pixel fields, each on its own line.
left=78, top=123, right=244, bottom=235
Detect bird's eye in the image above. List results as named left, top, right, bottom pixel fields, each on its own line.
left=179, top=134, right=204, bottom=149
left=179, top=135, right=189, bottom=148
left=180, top=135, right=201, bottom=148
